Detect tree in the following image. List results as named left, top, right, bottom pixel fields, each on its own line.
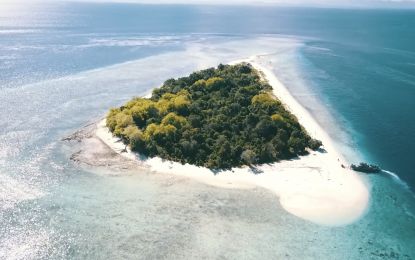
left=308, top=138, right=323, bottom=150
left=188, top=115, right=201, bottom=128
left=241, top=150, right=257, bottom=164
left=180, top=140, right=192, bottom=155
left=252, top=94, right=277, bottom=106
left=255, top=118, right=274, bottom=138
left=271, top=114, right=285, bottom=127
left=123, top=125, right=143, bottom=151
left=288, top=137, right=305, bottom=153
left=161, top=113, right=189, bottom=130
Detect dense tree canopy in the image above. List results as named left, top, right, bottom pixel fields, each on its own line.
left=106, top=63, right=322, bottom=169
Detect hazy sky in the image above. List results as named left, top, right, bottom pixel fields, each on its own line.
left=66, top=0, right=414, bottom=3
left=77, top=0, right=415, bottom=7
left=6, top=0, right=415, bottom=8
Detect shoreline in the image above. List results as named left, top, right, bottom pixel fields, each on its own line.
left=93, top=56, right=370, bottom=226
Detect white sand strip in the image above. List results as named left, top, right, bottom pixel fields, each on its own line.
left=95, top=58, right=369, bottom=226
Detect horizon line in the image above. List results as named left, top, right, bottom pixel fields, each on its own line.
left=8, top=0, right=415, bottom=10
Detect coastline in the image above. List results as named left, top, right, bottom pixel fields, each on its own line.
left=92, top=57, right=370, bottom=226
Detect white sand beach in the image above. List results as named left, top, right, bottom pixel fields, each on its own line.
left=95, top=57, right=370, bottom=227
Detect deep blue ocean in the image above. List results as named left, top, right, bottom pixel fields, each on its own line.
left=1, top=2, right=415, bottom=259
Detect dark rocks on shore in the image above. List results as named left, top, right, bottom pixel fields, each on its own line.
left=350, top=162, right=381, bottom=173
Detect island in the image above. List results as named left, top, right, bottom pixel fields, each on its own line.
left=66, top=57, right=370, bottom=227
left=105, top=62, right=322, bottom=169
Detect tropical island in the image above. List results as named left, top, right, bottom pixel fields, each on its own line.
left=66, top=57, right=370, bottom=226
left=105, top=62, right=322, bottom=169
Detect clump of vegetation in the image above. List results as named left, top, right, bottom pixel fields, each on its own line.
left=106, top=63, right=322, bottom=169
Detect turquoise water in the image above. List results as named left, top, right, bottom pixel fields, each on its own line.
left=1, top=2, right=415, bottom=259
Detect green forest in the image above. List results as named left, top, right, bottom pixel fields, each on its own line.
left=106, top=63, right=322, bottom=169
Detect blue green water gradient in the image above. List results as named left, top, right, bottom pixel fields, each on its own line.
left=0, top=3, right=414, bottom=259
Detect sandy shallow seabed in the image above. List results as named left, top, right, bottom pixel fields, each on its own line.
left=86, top=56, right=370, bottom=226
